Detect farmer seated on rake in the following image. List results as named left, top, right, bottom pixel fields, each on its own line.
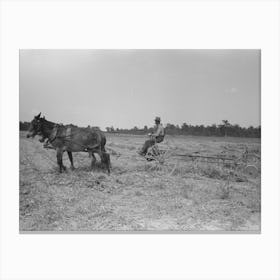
left=138, top=116, right=165, bottom=156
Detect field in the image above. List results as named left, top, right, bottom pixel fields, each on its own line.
left=20, top=131, right=261, bottom=232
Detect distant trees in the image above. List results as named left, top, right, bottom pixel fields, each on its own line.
left=144, top=125, right=148, bottom=133
left=19, top=121, right=30, bottom=131
left=106, top=121, right=261, bottom=138
left=105, top=126, right=115, bottom=133
left=20, top=120, right=261, bottom=138
left=91, top=126, right=101, bottom=130
left=219, top=120, right=231, bottom=137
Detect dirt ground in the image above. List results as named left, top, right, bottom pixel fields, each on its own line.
left=19, top=131, right=261, bottom=232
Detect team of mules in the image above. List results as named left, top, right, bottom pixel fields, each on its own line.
left=27, top=113, right=111, bottom=174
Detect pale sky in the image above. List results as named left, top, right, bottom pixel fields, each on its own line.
left=20, top=49, right=260, bottom=130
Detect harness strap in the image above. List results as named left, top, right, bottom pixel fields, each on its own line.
left=66, top=127, right=72, bottom=138
left=47, top=124, right=102, bottom=151
left=48, top=125, right=59, bottom=143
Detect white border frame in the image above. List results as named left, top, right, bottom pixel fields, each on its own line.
left=1, top=1, right=280, bottom=279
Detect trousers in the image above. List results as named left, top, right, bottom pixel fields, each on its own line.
left=140, top=135, right=164, bottom=155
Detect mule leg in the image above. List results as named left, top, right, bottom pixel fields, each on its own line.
left=101, top=141, right=110, bottom=173
left=101, top=144, right=106, bottom=153
left=101, top=134, right=106, bottom=152
left=91, top=153, right=97, bottom=169
left=56, top=148, right=66, bottom=173
left=103, top=152, right=111, bottom=174
left=97, top=150, right=111, bottom=174
left=67, top=151, right=75, bottom=170
left=95, top=149, right=103, bottom=167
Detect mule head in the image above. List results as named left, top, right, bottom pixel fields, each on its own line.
left=26, top=113, right=42, bottom=138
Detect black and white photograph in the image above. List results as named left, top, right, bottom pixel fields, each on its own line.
left=2, top=0, right=280, bottom=279
left=19, top=49, right=261, bottom=232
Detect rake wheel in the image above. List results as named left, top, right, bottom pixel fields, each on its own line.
left=145, top=144, right=177, bottom=175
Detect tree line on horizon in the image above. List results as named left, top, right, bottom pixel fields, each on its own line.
left=105, top=120, right=261, bottom=138
left=20, top=120, right=261, bottom=138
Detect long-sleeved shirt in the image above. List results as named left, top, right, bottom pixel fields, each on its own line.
left=153, top=124, right=165, bottom=137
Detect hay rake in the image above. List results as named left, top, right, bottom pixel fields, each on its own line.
left=143, top=142, right=260, bottom=177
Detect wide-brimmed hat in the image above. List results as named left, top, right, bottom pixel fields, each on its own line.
left=154, top=116, right=161, bottom=122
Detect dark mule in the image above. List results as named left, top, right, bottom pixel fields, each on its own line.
left=27, top=113, right=111, bottom=174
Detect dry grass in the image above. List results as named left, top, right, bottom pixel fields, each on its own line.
left=19, top=132, right=261, bottom=232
